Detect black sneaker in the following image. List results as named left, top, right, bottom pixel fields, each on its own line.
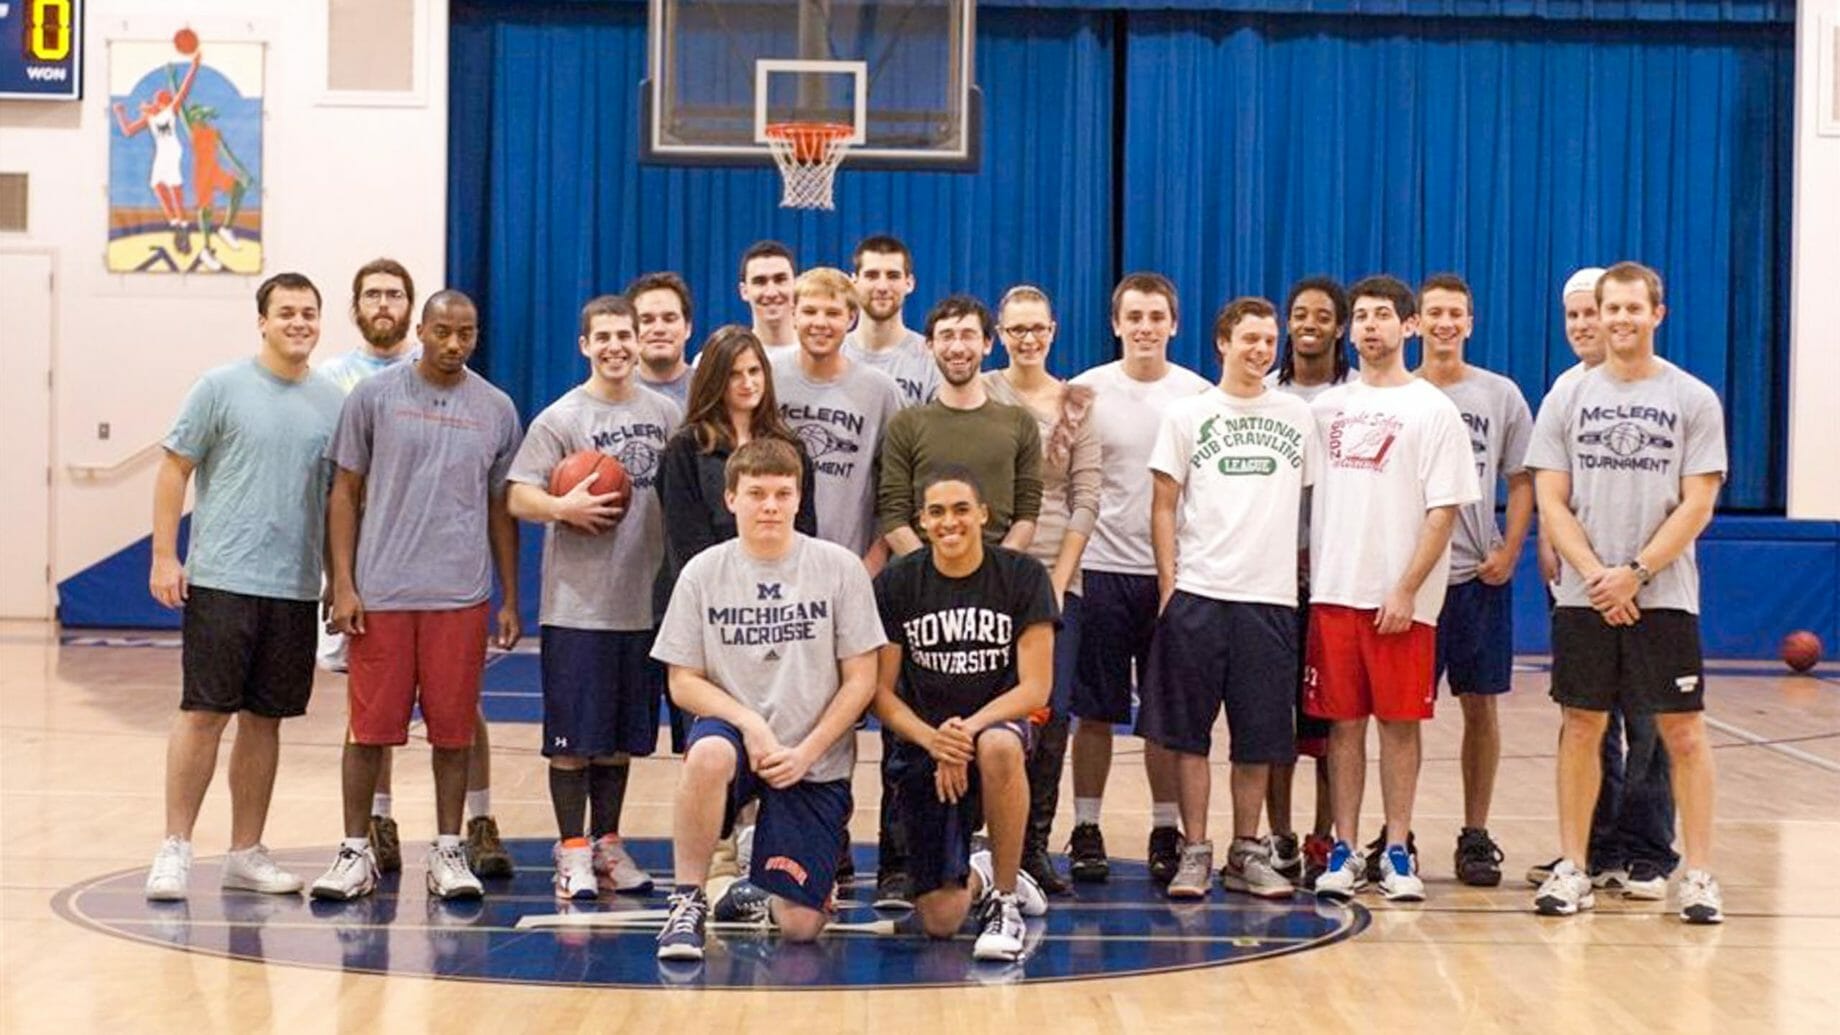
left=1453, top=827, right=1504, bottom=887
left=1623, top=859, right=1669, bottom=901
left=872, top=868, right=913, bottom=911
left=835, top=845, right=856, bottom=888
left=1068, top=823, right=1109, bottom=883
left=1021, top=848, right=1071, bottom=896
left=713, top=879, right=773, bottom=926
left=1362, top=831, right=1417, bottom=888
left=1147, top=826, right=1184, bottom=885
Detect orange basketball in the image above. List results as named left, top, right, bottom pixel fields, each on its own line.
left=1780, top=630, right=1823, bottom=674
left=549, top=449, right=631, bottom=515
left=174, top=28, right=199, bottom=56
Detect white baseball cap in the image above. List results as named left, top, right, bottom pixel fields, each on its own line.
left=1562, top=267, right=1606, bottom=298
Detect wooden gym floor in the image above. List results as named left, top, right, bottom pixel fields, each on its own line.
left=2, top=619, right=1836, bottom=1032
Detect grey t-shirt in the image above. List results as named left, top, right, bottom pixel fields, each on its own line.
left=771, top=355, right=905, bottom=556
left=1526, top=362, right=1726, bottom=613
left=638, top=368, right=692, bottom=410
left=1070, top=360, right=1212, bottom=575
left=843, top=328, right=940, bottom=408
left=1430, top=368, right=1534, bottom=583
left=328, top=362, right=523, bottom=610
left=651, top=535, right=888, bottom=783
left=165, top=359, right=346, bottom=601
left=507, top=386, right=682, bottom=630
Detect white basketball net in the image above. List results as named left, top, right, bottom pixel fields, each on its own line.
left=765, top=124, right=853, bottom=210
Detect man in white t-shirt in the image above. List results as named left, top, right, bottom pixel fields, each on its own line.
left=844, top=234, right=940, bottom=407
left=1306, top=275, right=1480, bottom=903
left=1065, top=273, right=1211, bottom=886
left=1138, top=297, right=1317, bottom=901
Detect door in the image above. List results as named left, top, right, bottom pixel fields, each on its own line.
left=0, top=252, right=54, bottom=619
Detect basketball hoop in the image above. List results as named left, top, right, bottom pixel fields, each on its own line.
left=764, top=122, right=854, bottom=211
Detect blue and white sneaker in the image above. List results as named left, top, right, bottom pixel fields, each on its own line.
left=656, top=890, right=709, bottom=961
left=713, top=879, right=774, bottom=927
left=1378, top=843, right=1425, bottom=901
left=1312, top=840, right=1365, bottom=901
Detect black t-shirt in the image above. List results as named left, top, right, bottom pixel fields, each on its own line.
left=873, top=546, right=1059, bottom=726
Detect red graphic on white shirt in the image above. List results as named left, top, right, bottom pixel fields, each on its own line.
left=1327, top=412, right=1403, bottom=471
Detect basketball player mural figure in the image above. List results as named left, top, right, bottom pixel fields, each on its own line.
left=112, top=45, right=204, bottom=256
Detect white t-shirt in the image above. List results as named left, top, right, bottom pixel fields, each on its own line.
left=1308, top=378, right=1481, bottom=624
left=1149, top=387, right=1317, bottom=606
left=1070, top=360, right=1211, bottom=575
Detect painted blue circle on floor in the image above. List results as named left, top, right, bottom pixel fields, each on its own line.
left=56, top=839, right=1366, bottom=988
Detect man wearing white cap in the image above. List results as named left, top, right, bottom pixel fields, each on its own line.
left=1524, top=266, right=1678, bottom=902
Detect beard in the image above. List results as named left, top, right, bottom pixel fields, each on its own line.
left=358, top=312, right=409, bottom=348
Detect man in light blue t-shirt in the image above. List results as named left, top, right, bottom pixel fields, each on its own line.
left=144, top=273, right=345, bottom=902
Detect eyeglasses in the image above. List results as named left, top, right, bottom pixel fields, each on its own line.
left=361, top=288, right=407, bottom=303
left=932, top=330, right=987, bottom=345
left=1000, top=324, right=1053, bottom=340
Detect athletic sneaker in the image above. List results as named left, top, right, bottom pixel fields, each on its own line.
left=1313, top=840, right=1365, bottom=901
left=836, top=844, right=856, bottom=888
left=713, top=878, right=774, bottom=927
left=1166, top=841, right=1214, bottom=899
left=1378, top=844, right=1425, bottom=902
left=734, top=823, right=756, bottom=875
left=1068, top=823, right=1109, bottom=883
left=972, top=892, right=1028, bottom=962
left=368, top=815, right=403, bottom=874
left=1534, top=859, right=1596, bottom=916
left=1525, top=856, right=1561, bottom=886
left=1021, top=848, right=1071, bottom=896
left=1301, top=833, right=1334, bottom=887
left=656, top=890, right=709, bottom=961
left=426, top=842, right=485, bottom=900
left=873, top=868, right=914, bottom=911
left=464, top=816, right=515, bottom=879
left=1268, top=832, right=1303, bottom=882
left=310, top=845, right=378, bottom=901
left=221, top=844, right=303, bottom=894
left=591, top=834, right=655, bottom=894
left=1147, top=826, right=1184, bottom=885
left=1362, top=830, right=1417, bottom=887
left=1623, top=859, right=1669, bottom=901
left=1527, top=856, right=1627, bottom=891
left=1677, top=869, right=1724, bottom=924
left=968, top=848, right=1049, bottom=917
left=145, top=836, right=192, bottom=901
left=1454, top=827, right=1505, bottom=887
left=1222, top=838, right=1294, bottom=899
left=553, top=839, right=597, bottom=900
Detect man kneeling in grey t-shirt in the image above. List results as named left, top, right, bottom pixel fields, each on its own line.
left=650, top=439, right=887, bottom=963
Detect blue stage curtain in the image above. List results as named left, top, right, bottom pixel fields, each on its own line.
left=447, top=2, right=1116, bottom=415
left=1119, top=14, right=1791, bottom=509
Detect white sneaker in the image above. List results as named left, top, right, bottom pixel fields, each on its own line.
left=1221, top=837, right=1294, bottom=899
left=1534, top=859, right=1596, bottom=916
left=427, top=842, right=484, bottom=900
left=968, top=848, right=1048, bottom=917
left=310, top=844, right=378, bottom=901
left=554, top=840, right=598, bottom=900
left=1313, top=841, right=1365, bottom=901
left=221, top=844, right=303, bottom=894
left=1378, top=843, right=1425, bottom=902
left=735, top=823, right=757, bottom=875
left=592, top=833, right=655, bottom=894
left=145, top=837, right=192, bottom=901
left=972, top=892, right=1027, bottom=962
left=1677, top=869, right=1724, bottom=924
left=215, top=226, right=241, bottom=251
left=1167, top=841, right=1215, bottom=899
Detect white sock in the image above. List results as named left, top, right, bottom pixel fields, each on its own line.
left=371, top=793, right=392, bottom=818
left=1074, top=797, right=1102, bottom=826
left=466, top=789, right=491, bottom=818
left=436, top=834, right=463, bottom=850
left=341, top=837, right=370, bottom=853
left=1151, top=802, right=1179, bottom=830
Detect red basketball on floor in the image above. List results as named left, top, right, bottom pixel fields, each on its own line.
left=1780, top=631, right=1823, bottom=673
left=548, top=450, right=630, bottom=528
left=173, top=28, right=199, bottom=56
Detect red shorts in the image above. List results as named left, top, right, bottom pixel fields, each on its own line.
left=347, top=604, right=489, bottom=748
left=1302, top=604, right=1436, bottom=722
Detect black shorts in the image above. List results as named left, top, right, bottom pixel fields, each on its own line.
left=1135, top=593, right=1298, bottom=764
left=1072, top=570, right=1158, bottom=724
left=1550, top=607, right=1705, bottom=715
left=539, top=626, right=664, bottom=759
left=181, top=585, right=317, bottom=717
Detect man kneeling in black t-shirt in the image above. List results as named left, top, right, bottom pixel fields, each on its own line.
left=872, top=466, right=1059, bottom=962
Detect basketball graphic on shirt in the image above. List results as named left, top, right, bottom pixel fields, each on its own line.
left=1579, top=421, right=1675, bottom=457
left=616, top=440, right=660, bottom=485
left=796, top=423, right=859, bottom=459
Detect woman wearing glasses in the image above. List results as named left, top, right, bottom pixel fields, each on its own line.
left=982, top=286, right=1101, bottom=895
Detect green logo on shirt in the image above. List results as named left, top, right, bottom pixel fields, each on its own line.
left=1216, top=455, right=1278, bottom=476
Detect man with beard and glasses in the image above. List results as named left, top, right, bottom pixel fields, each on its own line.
left=872, top=293, right=1045, bottom=908
left=843, top=234, right=940, bottom=407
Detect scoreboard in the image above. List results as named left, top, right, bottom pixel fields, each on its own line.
left=0, top=0, right=82, bottom=101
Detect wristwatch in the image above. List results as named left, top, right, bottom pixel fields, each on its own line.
left=1626, top=560, right=1654, bottom=585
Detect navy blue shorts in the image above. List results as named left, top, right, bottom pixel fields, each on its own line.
left=1072, top=571, right=1158, bottom=724
left=539, top=626, right=665, bottom=758
left=889, top=722, right=1032, bottom=897
left=1435, top=579, right=1514, bottom=696
left=685, top=717, right=851, bottom=911
left=1049, top=590, right=1084, bottom=716
left=1135, top=593, right=1298, bottom=764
